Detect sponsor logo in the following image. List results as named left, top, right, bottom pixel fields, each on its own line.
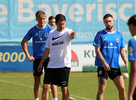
left=52, top=41, right=63, bottom=46
left=104, top=43, right=117, bottom=49
left=62, top=83, right=66, bottom=86
left=52, top=36, right=62, bottom=40
left=71, top=50, right=79, bottom=67
left=104, top=46, right=117, bottom=48
left=61, top=81, right=66, bottom=86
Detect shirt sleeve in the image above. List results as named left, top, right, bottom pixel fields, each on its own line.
left=48, top=25, right=54, bottom=32
left=46, top=26, right=54, bottom=49
left=46, top=31, right=51, bottom=49
left=128, top=39, right=136, bottom=61
left=93, top=32, right=101, bottom=47
left=24, top=28, right=33, bottom=40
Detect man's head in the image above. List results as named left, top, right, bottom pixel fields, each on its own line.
left=127, top=14, right=136, bottom=36
left=36, top=10, right=46, bottom=27
left=103, top=14, right=114, bottom=31
left=55, top=14, right=66, bottom=32
left=48, top=16, right=56, bottom=28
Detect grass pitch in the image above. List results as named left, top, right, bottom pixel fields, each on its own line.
left=0, top=72, right=128, bottom=100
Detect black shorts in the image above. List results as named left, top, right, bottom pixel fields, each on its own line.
left=97, top=67, right=122, bottom=80
left=33, top=58, right=49, bottom=76
left=44, top=67, right=70, bottom=87
left=133, top=94, right=136, bottom=99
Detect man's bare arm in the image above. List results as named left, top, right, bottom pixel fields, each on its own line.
left=38, top=48, right=49, bottom=72
left=21, top=38, right=35, bottom=61
left=95, top=46, right=111, bottom=71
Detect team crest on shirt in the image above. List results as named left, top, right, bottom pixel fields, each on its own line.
left=116, top=38, right=119, bottom=43
left=129, top=47, right=133, bottom=52
left=45, top=33, right=48, bottom=37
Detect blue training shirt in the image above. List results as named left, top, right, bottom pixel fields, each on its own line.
left=24, top=24, right=54, bottom=59
left=128, top=37, right=136, bottom=61
left=93, top=29, right=125, bottom=68
left=128, top=36, right=136, bottom=95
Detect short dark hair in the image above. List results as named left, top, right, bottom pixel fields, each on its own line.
left=103, top=14, right=113, bottom=20
left=48, top=16, right=55, bottom=21
left=127, top=14, right=136, bottom=26
left=55, top=14, right=66, bottom=24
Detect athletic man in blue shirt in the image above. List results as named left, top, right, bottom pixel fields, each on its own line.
left=21, top=10, right=57, bottom=100
left=93, top=14, right=128, bottom=100
left=127, top=14, right=136, bottom=100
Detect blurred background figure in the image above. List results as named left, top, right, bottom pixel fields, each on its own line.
left=127, top=14, right=136, bottom=100
left=48, top=16, right=56, bottom=28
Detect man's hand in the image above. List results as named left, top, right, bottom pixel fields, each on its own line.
left=69, top=32, right=75, bottom=39
left=103, top=62, right=111, bottom=71
left=28, top=56, right=35, bottom=61
left=38, top=63, right=43, bottom=73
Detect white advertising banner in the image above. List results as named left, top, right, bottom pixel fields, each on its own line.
left=71, top=45, right=127, bottom=72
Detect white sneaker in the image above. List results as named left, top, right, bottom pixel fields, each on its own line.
left=69, top=97, right=76, bottom=100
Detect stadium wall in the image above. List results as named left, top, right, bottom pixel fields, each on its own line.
left=0, top=45, right=127, bottom=72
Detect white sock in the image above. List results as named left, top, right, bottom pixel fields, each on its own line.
left=35, top=98, right=39, bottom=100
left=52, top=98, right=58, bottom=100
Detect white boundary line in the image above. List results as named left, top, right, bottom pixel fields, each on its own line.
left=0, top=79, right=91, bottom=100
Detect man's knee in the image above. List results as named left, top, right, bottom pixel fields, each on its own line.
left=34, top=76, right=40, bottom=82
left=119, top=86, right=125, bottom=93
left=61, top=87, right=69, bottom=95
left=98, top=84, right=106, bottom=94
left=98, top=88, right=105, bottom=94
left=98, top=78, right=106, bottom=95
left=42, top=84, right=50, bottom=92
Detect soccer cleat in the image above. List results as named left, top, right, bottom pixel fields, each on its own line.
left=69, top=97, right=76, bottom=100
